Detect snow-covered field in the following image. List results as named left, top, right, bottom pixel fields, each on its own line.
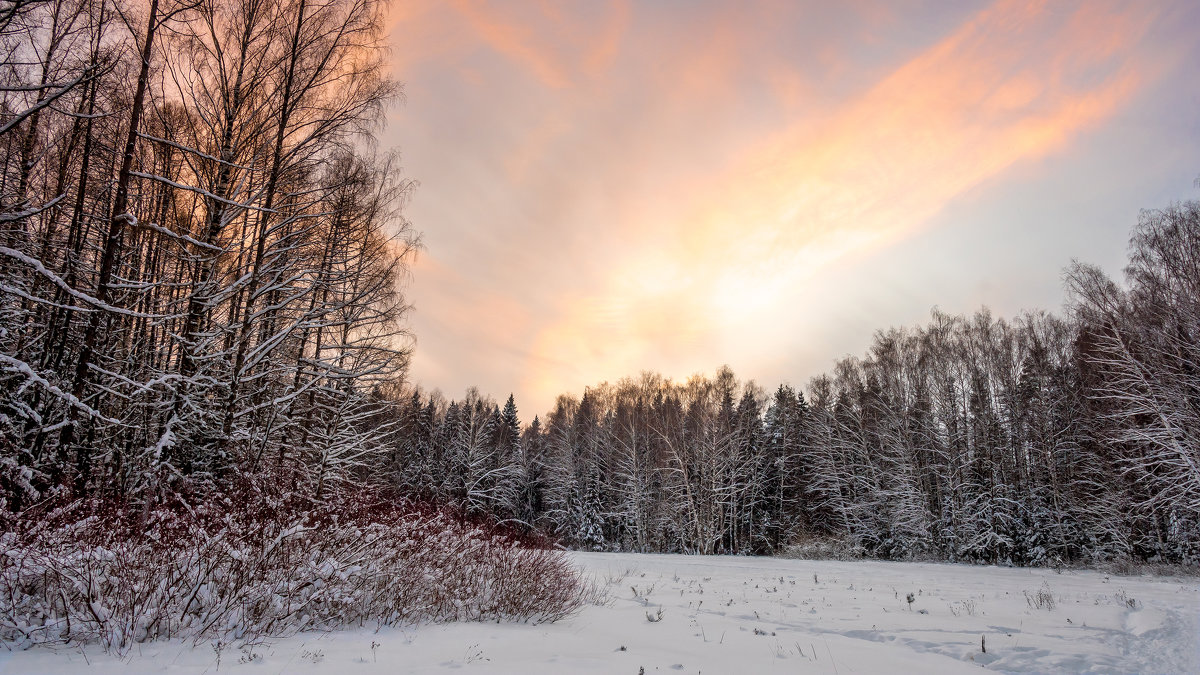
left=2, top=552, right=1197, bottom=674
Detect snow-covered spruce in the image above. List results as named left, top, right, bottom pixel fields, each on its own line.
left=0, top=497, right=590, bottom=652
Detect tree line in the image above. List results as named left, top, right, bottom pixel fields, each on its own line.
left=0, top=0, right=415, bottom=511
left=389, top=202, right=1200, bottom=565
left=2, top=0, right=1196, bottom=568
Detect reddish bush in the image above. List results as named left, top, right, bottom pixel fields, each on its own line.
left=0, top=486, right=591, bottom=652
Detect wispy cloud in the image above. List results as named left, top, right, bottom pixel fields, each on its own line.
left=389, top=0, right=1188, bottom=412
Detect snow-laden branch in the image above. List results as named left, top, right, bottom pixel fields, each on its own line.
left=0, top=245, right=166, bottom=318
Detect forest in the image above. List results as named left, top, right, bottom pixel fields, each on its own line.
left=1, top=0, right=1198, bottom=586
left=389, top=203, right=1200, bottom=565
left=0, top=0, right=416, bottom=510
left=0, top=0, right=597, bottom=649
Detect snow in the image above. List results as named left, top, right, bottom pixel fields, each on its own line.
left=2, top=553, right=1197, bottom=674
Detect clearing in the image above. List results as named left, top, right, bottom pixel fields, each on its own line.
left=2, top=552, right=1197, bottom=674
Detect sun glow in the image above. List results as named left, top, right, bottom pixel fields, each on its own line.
left=390, top=0, right=1186, bottom=411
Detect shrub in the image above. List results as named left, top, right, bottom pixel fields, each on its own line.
left=778, top=536, right=863, bottom=561
left=1023, top=582, right=1056, bottom=610
left=0, top=486, right=591, bottom=652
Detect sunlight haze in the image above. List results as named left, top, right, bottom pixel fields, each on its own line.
left=386, top=0, right=1200, bottom=414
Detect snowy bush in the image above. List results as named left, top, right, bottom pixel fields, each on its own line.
left=0, top=492, right=591, bottom=652
left=778, top=536, right=864, bottom=561
left=1023, top=582, right=1056, bottom=610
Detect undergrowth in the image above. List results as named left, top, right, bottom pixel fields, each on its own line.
left=0, top=480, right=592, bottom=653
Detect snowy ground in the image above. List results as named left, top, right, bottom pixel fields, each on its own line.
left=2, top=552, right=1197, bottom=674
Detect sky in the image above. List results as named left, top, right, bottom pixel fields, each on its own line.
left=383, top=0, right=1200, bottom=417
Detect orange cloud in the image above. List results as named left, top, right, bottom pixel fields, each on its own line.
left=447, top=0, right=571, bottom=88
left=439, top=0, right=630, bottom=88
left=582, top=0, right=630, bottom=78
left=522, top=0, right=1163, bottom=408
left=408, top=252, right=540, bottom=387
left=389, top=0, right=1187, bottom=413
